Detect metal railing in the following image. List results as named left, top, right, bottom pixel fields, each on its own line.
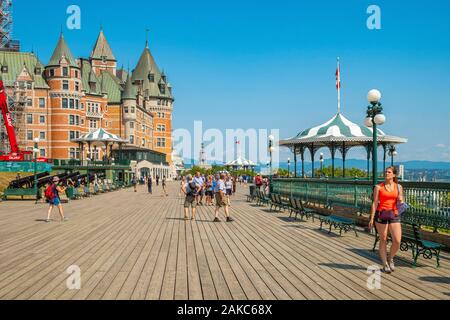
left=272, top=178, right=450, bottom=230
left=53, top=159, right=131, bottom=167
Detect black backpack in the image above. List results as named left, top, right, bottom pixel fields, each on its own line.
left=187, top=182, right=197, bottom=196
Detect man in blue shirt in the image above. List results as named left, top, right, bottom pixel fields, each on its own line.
left=213, top=173, right=234, bottom=222
left=193, top=172, right=205, bottom=206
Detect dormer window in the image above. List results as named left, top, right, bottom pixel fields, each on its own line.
left=1, top=65, right=8, bottom=73
left=63, top=67, right=68, bottom=77
left=89, top=82, right=96, bottom=92
left=49, top=69, right=55, bottom=77
left=35, top=67, right=42, bottom=75
left=101, top=56, right=107, bottom=63
left=148, top=73, right=154, bottom=82
left=159, top=84, right=165, bottom=94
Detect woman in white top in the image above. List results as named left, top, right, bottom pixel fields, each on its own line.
left=225, top=175, right=233, bottom=206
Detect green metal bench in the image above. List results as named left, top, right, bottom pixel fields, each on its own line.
left=372, top=222, right=443, bottom=268
left=289, top=198, right=316, bottom=221
left=2, top=188, right=37, bottom=200
left=255, top=189, right=270, bottom=206
left=318, top=215, right=358, bottom=237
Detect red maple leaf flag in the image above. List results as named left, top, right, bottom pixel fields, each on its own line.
left=336, top=63, right=341, bottom=90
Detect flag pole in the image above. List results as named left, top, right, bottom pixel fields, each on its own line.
left=337, top=57, right=341, bottom=114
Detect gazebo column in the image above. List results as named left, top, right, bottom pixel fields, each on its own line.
left=382, top=143, right=387, bottom=174
left=309, top=143, right=316, bottom=178
left=301, top=149, right=305, bottom=178
left=293, top=147, right=297, bottom=178
left=87, top=142, right=92, bottom=162
left=329, top=144, right=336, bottom=179
left=366, top=144, right=371, bottom=180
left=341, top=142, right=348, bottom=178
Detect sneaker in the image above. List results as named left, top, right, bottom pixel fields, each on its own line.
left=382, top=263, right=392, bottom=274
left=213, top=217, right=221, bottom=222
left=226, top=217, right=234, bottom=223
left=389, top=258, right=395, bottom=272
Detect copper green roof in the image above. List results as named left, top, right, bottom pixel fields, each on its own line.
left=90, top=29, right=116, bottom=61
left=98, top=71, right=122, bottom=104
left=130, top=44, right=173, bottom=100
left=0, top=51, right=49, bottom=89
left=122, top=74, right=136, bottom=100
left=48, top=33, right=78, bottom=68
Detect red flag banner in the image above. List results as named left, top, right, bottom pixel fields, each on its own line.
left=336, top=66, right=341, bottom=90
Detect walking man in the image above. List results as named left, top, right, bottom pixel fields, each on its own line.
left=147, top=176, right=153, bottom=194
left=193, top=172, right=205, bottom=206
left=181, top=175, right=201, bottom=220
left=213, top=173, right=234, bottom=222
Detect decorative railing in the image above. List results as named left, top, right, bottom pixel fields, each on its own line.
left=272, top=178, right=450, bottom=230
left=53, top=159, right=131, bottom=167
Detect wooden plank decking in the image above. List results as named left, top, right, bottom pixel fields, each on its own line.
left=0, top=182, right=449, bottom=300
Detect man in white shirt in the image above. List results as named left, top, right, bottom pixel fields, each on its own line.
left=213, top=173, right=234, bottom=222
left=193, top=172, right=205, bottom=206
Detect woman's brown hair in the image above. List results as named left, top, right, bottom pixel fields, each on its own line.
left=386, top=166, right=398, bottom=184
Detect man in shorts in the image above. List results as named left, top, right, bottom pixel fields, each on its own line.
left=181, top=175, right=201, bottom=220
left=213, top=173, right=234, bottom=223
left=193, top=172, right=205, bottom=206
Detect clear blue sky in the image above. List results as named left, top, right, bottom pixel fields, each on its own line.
left=13, top=0, right=450, bottom=162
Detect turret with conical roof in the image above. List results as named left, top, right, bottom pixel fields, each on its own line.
left=47, top=33, right=78, bottom=68
left=122, top=74, right=136, bottom=100
left=90, top=28, right=117, bottom=76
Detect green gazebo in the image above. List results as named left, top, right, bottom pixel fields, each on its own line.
left=279, top=112, right=407, bottom=178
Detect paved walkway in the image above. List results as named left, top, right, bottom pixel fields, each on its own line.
left=0, top=182, right=449, bottom=300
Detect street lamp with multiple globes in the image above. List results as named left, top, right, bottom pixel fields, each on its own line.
left=364, top=89, right=386, bottom=189
left=268, top=135, right=275, bottom=182
left=388, top=145, right=397, bottom=167
left=287, top=157, right=291, bottom=178
left=33, top=137, right=40, bottom=203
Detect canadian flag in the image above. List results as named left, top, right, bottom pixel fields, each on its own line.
left=336, top=63, right=341, bottom=90
left=235, top=140, right=240, bottom=145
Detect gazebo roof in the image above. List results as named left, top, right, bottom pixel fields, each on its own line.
left=280, top=112, right=407, bottom=148
left=72, top=128, right=128, bottom=144
left=225, top=156, right=257, bottom=167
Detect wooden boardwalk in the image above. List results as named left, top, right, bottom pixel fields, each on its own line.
left=0, top=182, right=449, bottom=300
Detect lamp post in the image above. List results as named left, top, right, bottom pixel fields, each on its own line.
left=287, top=157, right=291, bottom=178
left=364, top=89, right=385, bottom=189
left=33, top=137, right=40, bottom=203
left=388, top=145, right=397, bottom=167
left=319, top=153, right=324, bottom=178
left=268, top=135, right=275, bottom=182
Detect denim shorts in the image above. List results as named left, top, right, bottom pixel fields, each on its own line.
left=50, top=197, right=61, bottom=206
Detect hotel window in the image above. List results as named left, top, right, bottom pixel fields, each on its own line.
left=69, top=148, right=76, bottom=159
left=62, top=80, right=69, bottom=90
left=129, top=122, right=134, bottom=129
left=63, top=67, right=68, bottom=77
left=40, top=149, right=46, bottom=157
left=1, top=65, right=8, bottom=73
left=142, top=125, right=145, bottom=132
left=62, top=98, right=68, bottom=109
left=39, top=116, right=45, bottom=124
left=75, top=82, right=80, bottom=91
left=26, top=114, right=33, bottom=124
left=81, top=103, right=84, bottom=110
left=157, top=99, right=161, bottom=106
left=159, top=85, right=165, bottom=94
left=69, top=115, right=75, bottom=125
left=39, top=132, right=45, bottom=140
left=75, top=100, right=79, bottom=110
left=27, top=130, right=33, bottom=141
left=27, top=98, right=33, bottom=107
left=69, top=99, right=75, bottom=109
left=39, top=98, right=45, bottom=108
left=69, top=131, right=76, bottom=140
left=129, top=135, right=134, bottom=144
left=76, top=116, right=80, bottom=125
left=142, top=138, right=145, bottom=146
left=131, top=107, right=135, bottom=113
left=75, top=70, right=79, bottom=78
left=26, top=82, right=32, bottom=90
left=124, top=107, right=128, bottom=113
left=49, top=69, right=54, bottom=77
left=157, top=137, right=166, bottom=148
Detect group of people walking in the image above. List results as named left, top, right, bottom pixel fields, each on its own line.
left=181, top=172, right=236, bottom=222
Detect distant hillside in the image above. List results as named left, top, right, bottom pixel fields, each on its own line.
left=184, top=159, right=450, bottom=171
